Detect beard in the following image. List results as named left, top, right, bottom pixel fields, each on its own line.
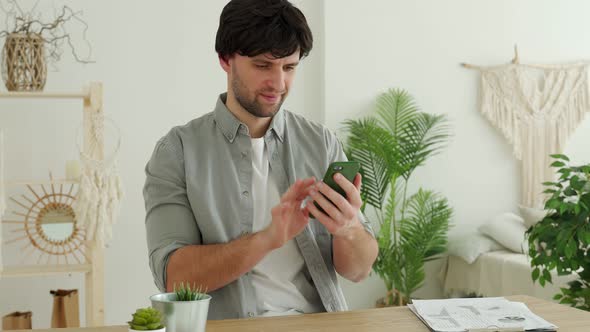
left=231, top=69, right=286, bottom=118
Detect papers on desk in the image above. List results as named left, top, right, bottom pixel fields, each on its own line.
left=408, top=297, right=557, bottom=332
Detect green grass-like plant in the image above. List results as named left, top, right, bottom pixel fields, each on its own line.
left=173, top=282, right=208, bottom=301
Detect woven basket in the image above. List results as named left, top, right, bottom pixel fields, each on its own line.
left=1, top=32, right=47, bottom=91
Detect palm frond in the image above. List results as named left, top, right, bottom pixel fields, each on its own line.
left=373, top=178, right=400, bottom=285
left=386, top=190, right=453, bottom=300
left=383, top=176, right=404, bottom=227
left=399, top=242, right=426, bottom=299
left=401, top=189, right=453, bottom=260
left=344, top=118, right=399, bottom=209
left=398, top=113, right=452, bottom=179
left=386, top=246, right=405, bottom=296
left=376, top=88, right=421, bottom=136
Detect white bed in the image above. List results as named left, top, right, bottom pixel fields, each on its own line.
left=441, top=250, right=578, bottom=301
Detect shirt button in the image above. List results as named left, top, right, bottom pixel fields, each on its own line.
left=242, top=191, right=249, bottom=197
left=248, top=312, right=255, bottom=317
left=241, top=151, right=248, bottom=158
left=228, top=134, right=234, bottom=140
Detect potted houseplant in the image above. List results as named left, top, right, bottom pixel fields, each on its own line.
left=527, top=154, right=590, bottom=311
left=343, top=88, right=453, bottom=306
left=150, top=283, right=211, bottom=332
left=0, top=1, right=93, bottom=91
left=128, top=307, right=165, bottom=332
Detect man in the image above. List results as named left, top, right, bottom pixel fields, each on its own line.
left=144, top=0, right=378, bottom=320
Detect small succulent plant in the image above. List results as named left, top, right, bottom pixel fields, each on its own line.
left=173, top=282, right=208, bottom=301
left=128, top=307, right=164, bottom=331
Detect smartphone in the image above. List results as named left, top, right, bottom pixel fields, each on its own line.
left=310, top=161, right=360, bottom=218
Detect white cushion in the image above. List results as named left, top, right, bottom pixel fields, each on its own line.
left=447, top=230, right=505, bottom=264
left=478, top=212, right=528, bottom=253
left=518, top=205, right=547, bottom=228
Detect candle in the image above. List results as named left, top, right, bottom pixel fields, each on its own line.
left=65, top=160, right=81, bottom=181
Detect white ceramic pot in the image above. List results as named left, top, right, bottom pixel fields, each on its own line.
left=129, top=328, right=165, bottom=332
left=150, top=293, right=211, bottom=332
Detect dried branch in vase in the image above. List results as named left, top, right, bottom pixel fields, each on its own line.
left=0, top=0, right=94, bottom=65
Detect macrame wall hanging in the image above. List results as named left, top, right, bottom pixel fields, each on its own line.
left=74, top=113, right=123, bottom=246
left=463, top=46, right=590, bottom=208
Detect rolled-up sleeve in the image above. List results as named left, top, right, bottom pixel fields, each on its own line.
left=144, top=134, right=202, bottom=292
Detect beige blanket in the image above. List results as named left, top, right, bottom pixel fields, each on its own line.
left=441, top=250, right=578, bottom=301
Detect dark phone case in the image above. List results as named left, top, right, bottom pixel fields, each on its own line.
left=311, top=161, right=360, bottom=218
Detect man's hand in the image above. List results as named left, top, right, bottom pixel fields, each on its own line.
left=306, top=173, right=363, bottom=238
left=262, top=177, right=316, bottom=249
left=307, top=172, right=377, bottom=282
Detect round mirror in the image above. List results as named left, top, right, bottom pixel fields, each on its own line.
left=2, top=180, right=87, bottom=264
left=37, top=203, right=75, bottom=242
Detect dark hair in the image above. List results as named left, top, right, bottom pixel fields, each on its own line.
left=215, top=0, right=313, bottom=60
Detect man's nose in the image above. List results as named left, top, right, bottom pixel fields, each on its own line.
left=265, top=69, right=286, bottom=92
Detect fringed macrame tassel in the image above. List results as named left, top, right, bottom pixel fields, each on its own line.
left=74, top=113, right=123, bottom=247
left=74, top=156, right=123, bottom=246
left=480, top=70, right=523, bottom=160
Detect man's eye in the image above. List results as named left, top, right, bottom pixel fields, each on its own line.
left=285, top=66, right=295, bottom=72
left=255, top=64, right=269, bottom=69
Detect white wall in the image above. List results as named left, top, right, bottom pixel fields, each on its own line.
left=0, top=0, right=322, bottom=328
left=325, top=0, right=590, bottom=309
left=2, top=0, right=590, bottom=327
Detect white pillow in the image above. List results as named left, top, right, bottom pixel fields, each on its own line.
left=518, top=205, right=546, bottom=228
left=478, top=212, right=528, bottom=254
left=447, top=230, right=505, bottom=264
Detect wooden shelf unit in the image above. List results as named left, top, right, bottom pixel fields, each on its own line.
left=0, top=82, right=105, bottom=327
left=0, top=264, right=92, bottom=278
left=0, top=92, right=88, bottom=99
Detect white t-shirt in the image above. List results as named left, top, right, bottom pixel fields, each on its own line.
left=249, top=137, right=323, bottom=317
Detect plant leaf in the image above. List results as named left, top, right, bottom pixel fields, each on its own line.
left=550, top=154, right=570, bottom=161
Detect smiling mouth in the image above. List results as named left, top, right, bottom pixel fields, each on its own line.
left=260, top=94, right=281, bottom=103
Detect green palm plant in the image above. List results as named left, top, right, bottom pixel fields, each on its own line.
left=343, top=88, right=453, bottom=306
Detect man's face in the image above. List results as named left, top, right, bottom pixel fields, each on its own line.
left=228, top=50, right=300, bottom=118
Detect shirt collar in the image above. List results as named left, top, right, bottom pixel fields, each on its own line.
left=268, top=104, right=285, bottom=142
left=213, top=93, right=285, bottom=143
left=213, top=93, right=241, bottom=143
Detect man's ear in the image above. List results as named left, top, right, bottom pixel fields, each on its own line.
left=219, top=54, right=231, bottom=73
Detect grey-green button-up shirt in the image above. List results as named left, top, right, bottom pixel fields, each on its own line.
left=144, top=93, right=373, bottom=320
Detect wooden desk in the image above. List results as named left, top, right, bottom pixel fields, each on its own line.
left=14, top=295, right=590, bottom=332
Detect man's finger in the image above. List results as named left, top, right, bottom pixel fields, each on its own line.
left=281, top=177, right=315, bottom=203
left=301, top=204, right=311, bottom=218
left=310, top=188, right=344, bottom=222
left=316, top=180, right=349, bottom=213
left=334, top=173, right=362, bottom=209
left=353, top=173, right=362, bottom=191
left=306, top=200, right=337, bottom=233
left=333, top=173, right=356, bottom=195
